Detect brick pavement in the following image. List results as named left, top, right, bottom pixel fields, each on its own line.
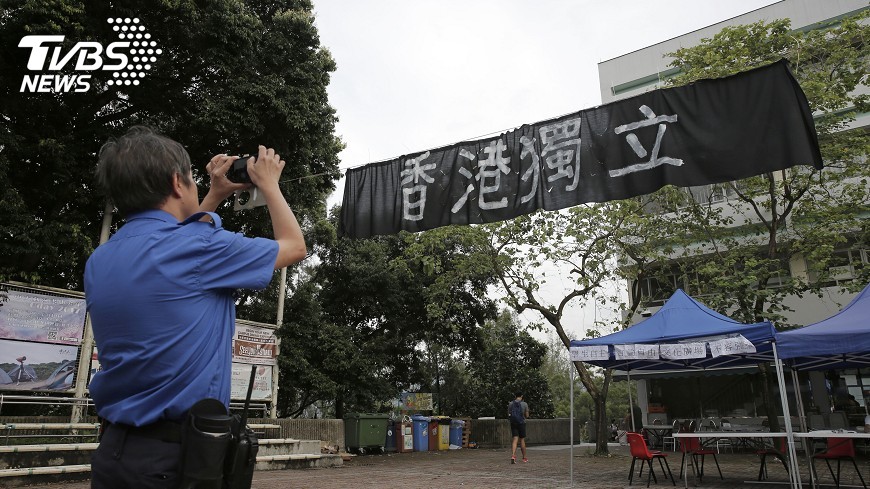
left=20, top=443, right=870, bottom=489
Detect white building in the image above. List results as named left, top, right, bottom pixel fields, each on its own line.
left=598, top=0, right=870, bottom=424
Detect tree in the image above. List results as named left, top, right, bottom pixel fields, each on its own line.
left=540, top=334, right=631, bottom=425
left=275, top=214, right=498, bottom=418
left=477, top=203, right=649, bottom=454
left=0, top=0, right=342, bottom=291
left=654, top=14, right=870, bottom=325
left=623, top=13, right=870, bottom=431
left=439, top=310, right=554, bottom=419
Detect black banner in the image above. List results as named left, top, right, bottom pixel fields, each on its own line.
left=340, top=60, right=822, bottom=238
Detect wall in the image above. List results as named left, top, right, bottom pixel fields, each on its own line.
left=470, top=419, right=583, bottom=448
left=0, top=416, right=588, bottom=450
left=256, top=417, right=345, bottom=447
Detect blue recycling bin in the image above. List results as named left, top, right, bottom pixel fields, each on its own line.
left=411, top=415, right=430, bottom=451
left=449, top=419, right=465, bottom=447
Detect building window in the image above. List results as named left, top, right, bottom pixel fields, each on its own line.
left=813, top=246, right=869, bottom=286
left=635, top=273, right=679, bottom=306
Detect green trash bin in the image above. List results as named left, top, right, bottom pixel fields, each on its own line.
left=344, top=413, right=390, bottom=454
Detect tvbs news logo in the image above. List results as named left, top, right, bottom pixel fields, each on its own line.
left=18, top=17, right=161, bottom=93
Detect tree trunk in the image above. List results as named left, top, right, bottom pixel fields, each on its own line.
left=759, top=364, right=781, bottom=432
left=335, top=396, right=345, bottom=420
left=594, top=369, right=614, bottom=454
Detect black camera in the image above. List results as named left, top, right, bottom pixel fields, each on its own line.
left=228, top=155, right=257, bottom=184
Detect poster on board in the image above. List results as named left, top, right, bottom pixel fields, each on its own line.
left=231, top=362, right=272, bottom=401
left=232, top=323, right=277, bottom=366
left=0, top=339, right=78, bottom=391
left=0, top=289, right=86, bottom=345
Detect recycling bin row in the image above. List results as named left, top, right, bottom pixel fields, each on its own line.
left=344, top=413, right=465, bottom=454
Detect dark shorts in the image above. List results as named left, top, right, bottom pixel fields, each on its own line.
left=91, top=423, right=182, bottom=489
left=510, top=421, right=526, bottom=439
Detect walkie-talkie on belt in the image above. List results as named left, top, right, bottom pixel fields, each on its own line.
left=223, top=365, right=260, bottom=489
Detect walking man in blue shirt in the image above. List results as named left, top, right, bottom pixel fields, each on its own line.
left=508, top=392, right=529, bottom=464
left=84, top=126, right=307, bottom=488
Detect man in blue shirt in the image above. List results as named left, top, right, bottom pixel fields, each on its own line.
left=85, top=126, right=307, bottom=488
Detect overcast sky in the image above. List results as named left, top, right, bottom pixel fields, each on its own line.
left=310, top=0, right=780, bottom=338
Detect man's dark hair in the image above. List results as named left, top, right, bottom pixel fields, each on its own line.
left=95, top=126, right=193, bottom=215
left=515, top=392, right=523, bottom=399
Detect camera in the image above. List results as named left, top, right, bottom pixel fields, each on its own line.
left=228, top=155, right=257, bottom=184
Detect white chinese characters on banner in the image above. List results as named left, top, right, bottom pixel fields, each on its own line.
left=659, top=342, right=706, bottom=360
left=569, top=345, right=609, bottom=362
left=708, top=335, right=756, bottom=358
left=614, top=344, right=659, bottom=360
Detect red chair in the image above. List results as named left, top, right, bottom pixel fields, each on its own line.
left=627, top=432, right=676, bottom=487
left=679, top=436, right=722, bottom=482
left=756, top=437, right=789, bottom=481
left=812, top=437, right=867, bottom=489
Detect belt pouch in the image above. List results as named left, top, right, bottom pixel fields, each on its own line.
left=179, top=399, right=232, bottom=489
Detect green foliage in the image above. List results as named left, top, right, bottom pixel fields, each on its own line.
left=641, top=12, right=870, bottom=324
left=439, top=310, right=554, bottom=419
left=0, top=0, right=343, bottom=289
left=539, top=335, right=630, bottom=426
left=467, top=205, right=650, bottom=454
left=274, top=215, right=499, bottom=418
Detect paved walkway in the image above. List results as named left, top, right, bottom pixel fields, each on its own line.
left=22, top=443, right=870, bottom=489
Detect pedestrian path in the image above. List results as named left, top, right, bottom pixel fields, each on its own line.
left=20, top=443, right=870, bottom=489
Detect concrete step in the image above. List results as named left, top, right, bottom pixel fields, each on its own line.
left=255, top=453, right=343, bottom=471
left=257, top=438, right=321, bottom=456
left=0, top=439, right=337, bottom=487
left=0, top=443, right=98, bottom=470
left=0, top=464, right=91, bottom=488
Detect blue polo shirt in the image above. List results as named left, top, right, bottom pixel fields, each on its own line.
left=84, top=209, right=278, bottom=426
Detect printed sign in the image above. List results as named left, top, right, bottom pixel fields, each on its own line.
left=400, top=392, right=434, bottom=411
left=614, top=344, right=659, bottom=360
left=231, top=362, right=272, bottom=401
left=232, top=324, right=277, bottom=366
left=0, top=339, right=78, bottom=392
left=569, top=345, right=610, bottom=362
left=708, top=335, right=756, bottom=357
left=659, top=342, right=707, bottom=360
left=0, top=289, right=85, bottom=345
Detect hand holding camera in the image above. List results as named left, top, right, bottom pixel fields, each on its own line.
left=237, top=145, right=285, bottom=190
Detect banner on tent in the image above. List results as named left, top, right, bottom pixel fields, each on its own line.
left=659, top=342, right=706, bottom=360
left=615, top=344, right=659, bottom=360
left=709, top=335, right=756, bottom=357
left=340, top=60, right=822, bottom=238
left=575, top=334, right=757, bottom=363
left=569, top=345, right=609, bottom=362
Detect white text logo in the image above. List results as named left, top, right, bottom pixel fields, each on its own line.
left=19, top=17, right=161, bottom=93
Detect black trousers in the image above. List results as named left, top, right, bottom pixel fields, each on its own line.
left=91, top=423, right=182, bottom=489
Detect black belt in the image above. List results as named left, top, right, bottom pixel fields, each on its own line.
left=105, top=419, right=184, bottom=444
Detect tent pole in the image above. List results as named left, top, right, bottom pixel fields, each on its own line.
left=628, top=370, right=635, bottom=432
left=791, top=368, right=808, bottom=432
left=570, top=361, right=574, bottom=487
left=791, top=367, right=816, bottom=488
left=773, top=343, right=803, bottom=489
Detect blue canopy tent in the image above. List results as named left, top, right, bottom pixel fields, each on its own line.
left=566, top=289, right=800, bottom=488
left=777, top=282, right=870, bottom=370
left=570, top=289, right=778, bottom=372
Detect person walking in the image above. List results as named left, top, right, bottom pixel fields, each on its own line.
left=508, top=392, right=530, bottom=464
